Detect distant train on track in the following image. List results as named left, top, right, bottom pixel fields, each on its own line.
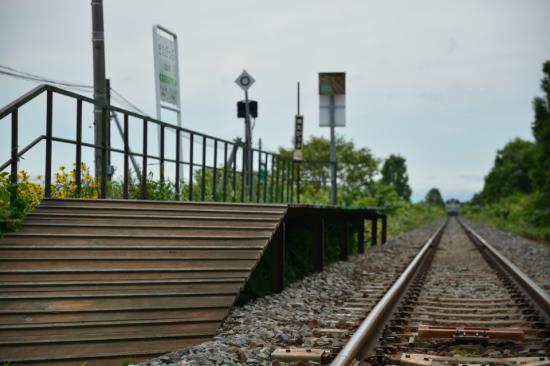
left=445, top=198, right=460, bottom=216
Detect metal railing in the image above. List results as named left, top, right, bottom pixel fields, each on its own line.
left=1, top=84, right=334, bottom=205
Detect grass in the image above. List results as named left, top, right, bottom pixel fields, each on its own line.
left=461, top=193, right=550, bottom=246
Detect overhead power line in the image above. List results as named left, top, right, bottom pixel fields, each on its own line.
left=0, top=65, right=259, bottom=151
left=0, top=65, right=148, bottom=116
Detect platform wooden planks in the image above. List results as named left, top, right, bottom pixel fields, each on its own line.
left=0, top=198, right=287, bottom=365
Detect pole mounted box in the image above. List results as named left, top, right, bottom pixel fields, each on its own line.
left=237, top=100, right=258, bottom=118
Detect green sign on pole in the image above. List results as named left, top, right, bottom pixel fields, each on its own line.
left=259, top=168, right=267, bottom=183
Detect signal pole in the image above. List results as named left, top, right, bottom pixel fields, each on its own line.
left=91, top=0, right=108, bottom=179
left=329, top=95, right=337, bottom=205
left=244, top=89, right=252, bottom=190
left=235, top=70, right=256, bottom=197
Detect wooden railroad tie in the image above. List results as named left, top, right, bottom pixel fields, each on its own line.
left=418, top=324, right=525, bottom=342
left=396, top=353, right=549, bottom=366
left=271, top=348, right=331, bottom=363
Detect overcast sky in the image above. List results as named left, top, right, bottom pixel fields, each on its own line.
left=1, top=0, right=549, bottom=202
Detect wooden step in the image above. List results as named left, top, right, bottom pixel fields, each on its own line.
left=0, top=270, right=250, bottom=282
left=0, top=306, right=229, bottom=325
left=43, top=197, right=287, bottom=210
left=0, top=279, right=243, bottom=294
left=1, top=235, right=269, bottom=246
left=0, top=198, right=287, bottom=365
left=0, top=317, right=222, bottom=338
left=0, top=258, right=257, bottom=270
left=17, top=223, right=275, bottom=236
left=0, top=247, right=261, bottom=260
left=24, top=213, right=279, bottom=227
left=36, top=204, right=285, bottom=218
left=0, top=293, right=235, bottom=312
left=0, top=332, right=213, bottom=362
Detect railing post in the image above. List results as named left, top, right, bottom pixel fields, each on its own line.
left=175, top=129, right=181, bottom=200
left=189, top=133, right=194, bottom=201
left=249, top=149, right=254, bottom=201
left=281, top=159, right=286, bottom=203
left=263, top=152, right=268, bottom=203
left=358, top=218, right=365, bottom=254
left=75, top=100, right=83, bottom=195
left=232, top=143, right=237, bottom=201
left=201, top=135, right=206, bottom=201
left=271, top=221, right=286, bottom=293
left=44, top=90, right=53, bottom=198
left=213, top=139, right=218, bottom=201
left=240, top=144, right=245, bottom=202
left=141, top=118, right=147, bottom=200
left=222, top=142, right=228, bottom=202
left=296, top=161, right=302, bottom=203
left=270, top=155, right=275, bottom=203
left=100, top=107, right=108, bottom=199
left=256, top=147, right=261, bottom=203
left=160, top=125, right=165, bottom=183
left=381, top=214, right=387, bottom=244
left=371, top=216, right=378, bottom=247
left=339, top=218, right=349, bottom=261
left=123, top=113, right=129, bottom=199
left=289, top=160, right=295, bottom=203
left=313, top=217, right=325, bottom=272
left=10, top=109, right=18, bottom=205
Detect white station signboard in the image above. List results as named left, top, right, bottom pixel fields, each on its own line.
left=153, top=25, right=181, bottom=108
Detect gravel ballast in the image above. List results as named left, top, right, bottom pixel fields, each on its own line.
left=135, top=220, right=443, bottom=366
left=135, top=218, right=548, bottom=366
left=465, top=220, right=550, bottom=292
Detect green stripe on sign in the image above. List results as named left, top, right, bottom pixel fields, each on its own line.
left=159, top=73, right=177, bottom=86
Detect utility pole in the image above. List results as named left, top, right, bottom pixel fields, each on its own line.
left=105, top=79, right=112, bottom=178
left=91, top=0, right=108, bottom=179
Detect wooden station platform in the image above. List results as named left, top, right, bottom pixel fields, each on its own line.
left=0, top=198, right=383, bottom=365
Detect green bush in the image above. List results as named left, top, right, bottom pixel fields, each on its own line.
left=462, top=193, right=550, bottom=243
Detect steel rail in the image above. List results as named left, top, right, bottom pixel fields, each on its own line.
left=332, top=218, right=549, bottom=366
left=460, top=220, right=550, bottom=318
left=330, top=221, right=447, bottom=366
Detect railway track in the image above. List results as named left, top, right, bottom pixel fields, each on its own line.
left=272, top=218, right=549, bottom=365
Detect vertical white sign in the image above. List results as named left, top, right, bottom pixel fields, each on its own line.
left=153, top=25, right=182, bottom=119
left=157, top=35, right=179, bottom=105
left=153, top=25, right=183, bottom=178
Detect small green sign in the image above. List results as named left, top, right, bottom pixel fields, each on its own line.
left=258, top=168, right=267, bottom=183
left=159, top=73, right=177, bottom=86
left=320, top=83, right=333, bottom=94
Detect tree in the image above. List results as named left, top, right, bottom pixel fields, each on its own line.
left=425, top=188, right=444, bottom=207
left=380, top=154, right=412, bottom=201
left=278, top=135, right=379, bottom=206
left=476, top=138, right=535, bottom=203
left=531, top=60, right=550, bottom=211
